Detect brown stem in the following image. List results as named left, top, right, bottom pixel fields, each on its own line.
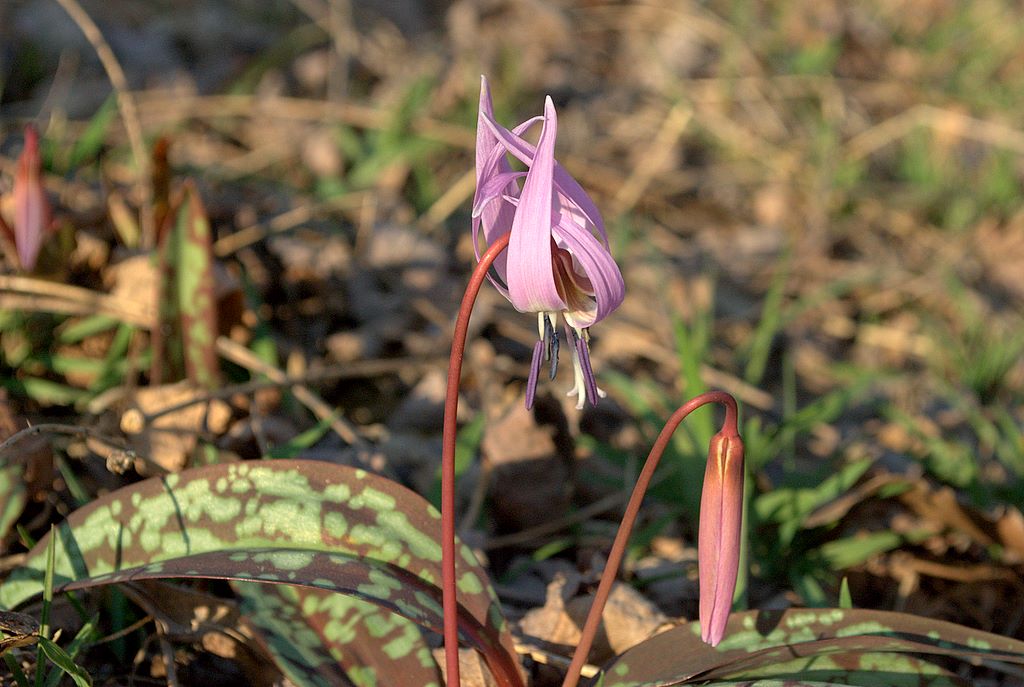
left=561, top=390, right=739, bottom=687
left=442, top=233, right=521, bottom=687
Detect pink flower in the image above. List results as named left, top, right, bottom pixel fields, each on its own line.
left=473, top=77, right=625, bottom=409
left=698, top=429, right=745, bottom=646
left=12, top=125, right=52, bottom=271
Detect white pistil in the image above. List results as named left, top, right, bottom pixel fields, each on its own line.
left=566, top=332, right=587, bottom=409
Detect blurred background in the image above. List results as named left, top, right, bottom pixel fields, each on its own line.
left=2, top=0, right=1024, bottom=683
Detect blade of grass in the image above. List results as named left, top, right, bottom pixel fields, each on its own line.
left=36, top=638, right=91, bottom=687
left=33, top=527, right=56, bottom=687
left=66, top=95, right=117, bottom=170
left=743, top=251, right=789, bottom=386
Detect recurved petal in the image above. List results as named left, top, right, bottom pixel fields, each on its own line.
left=472, top=167, right=522, bottom=281
left=472, top=171, right=526, bottom=219
left=505, top=97, right=566, bottom=314
left=480, top=112, right=608, bottom=246
left=474, top=79, right=516, bottom=292
left=475, top=76, right=501, bottom=187
left=472, top=114, right=540, bottom=232
left=551, top=220, right=625, bottom=329
left=471, top=213, right=511, bottom=298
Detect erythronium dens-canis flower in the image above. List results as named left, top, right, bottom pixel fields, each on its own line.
left=472, top=77, right=624, bottom=409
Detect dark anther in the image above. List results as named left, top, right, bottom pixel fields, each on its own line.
left=545, top=315, right=559, bottom=380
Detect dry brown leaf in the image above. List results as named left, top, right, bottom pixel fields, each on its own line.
left=120, top=382, right=232, bottom=472
left=432, top=647, right=497, bottom=687
left=481, top=397, right=574, bottom=532
left=388, top=368, right=447, bottom=432
left=518, top=571, right=584, bottom=650
left=519, top=572, right=669, bottom=666
left=975, top=216, right=1024, bottom=301
left=566, top=582, right=669, bottom=660
left=995, top=507, right=1024, bottom=563
left=899, top=483, right=994, bottom=548
left=105, top=254, right=160, bottom=324
left=122, top=581, right=279, bottom=687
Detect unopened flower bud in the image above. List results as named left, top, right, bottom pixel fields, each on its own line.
left=698, top=429, right=745, bottom=646
left=13, top=125, right=51, bottom=270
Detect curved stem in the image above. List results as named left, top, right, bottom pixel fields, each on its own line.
left=561, top=391, right=739, bottom=687
left=442, top=233, right=517, bottom=687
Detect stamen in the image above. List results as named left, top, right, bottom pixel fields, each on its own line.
left=545, top=314, right=560, bottom=380
left=525, top=339, right=544, bottom=410
left=575, top=329, right=600, bottom=405
left=565, top=325, right=586, bottom=409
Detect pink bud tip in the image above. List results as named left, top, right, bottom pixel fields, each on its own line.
left=13, top=125, right=51, bottom=271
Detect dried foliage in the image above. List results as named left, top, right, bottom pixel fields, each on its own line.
left=2, top=0, right=1024, bottom=685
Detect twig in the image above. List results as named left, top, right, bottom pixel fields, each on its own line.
left=214, top=337, right=365, bottom=448
left=212, top=193, right=370, bottom=257
left=512, top=641, right=599, bottom=679
left=845, top=103, right=1024, bottom=161
left=482, top=491, right=626, bottom=550
left=286, top=0, right=355, bottom=101
left=52, top=0, right=155, bottom=249
left=609, top=103, right=692, bottom=218
left=135, top=93, right=475, bottom=149
left=0, top=271, right=153, bottom=327
left=419, top=168, right=477, bottom=233
left=0, top=423, right=134, bottom=463
left=95, top=355, right=445, bottom=418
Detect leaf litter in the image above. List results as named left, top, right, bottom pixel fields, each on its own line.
left=2, top=0, right=1024, bottom=685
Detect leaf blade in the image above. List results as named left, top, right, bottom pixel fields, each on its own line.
left=0, top=460, right=518, bottom=681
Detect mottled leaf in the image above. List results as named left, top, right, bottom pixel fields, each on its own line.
left=152, top=181, right=219, bottom=388
left=0, top=460, right=518, bottom=682
left=599, top=607, right=1024, bottom=686
left=237, top=582, right=442, bottom=687
left=695, top=682, right=899, bottom=687
left=707, top=650, right=967, bottom=687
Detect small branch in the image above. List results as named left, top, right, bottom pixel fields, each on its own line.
left=0, top=423, right=134, bottom=463
left=53, top=0, right=155, bottom=249
left=215, top=337, right=365, bottom=448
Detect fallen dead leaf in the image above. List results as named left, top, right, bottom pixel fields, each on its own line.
left=120, top=382, right=232, bottom=472
left=481, top=396, right=574, bottom=533
left=432, top=647, right=498, bottom=687
left=899, top=482, right=995, bottom=548
left=519, top=572, right=669, bottom=666
left=995, top=507, right=1024, bottom=563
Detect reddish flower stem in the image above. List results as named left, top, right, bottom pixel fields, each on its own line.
left=442, top=232, right=520, bottom=687
left=561, top=390, right=739, bottom=687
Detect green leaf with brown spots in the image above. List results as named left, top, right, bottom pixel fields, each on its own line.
left=237, top=582, right=442, bottom=687
left=698, top=650, right=968, bottom=687
left=598, top=607, right=1024, bottom=686
left=0, top=460, right=519, bottom=684
left=685, top=684, right=847, bottom=687
left=151, top=180, right=219, bottom=387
